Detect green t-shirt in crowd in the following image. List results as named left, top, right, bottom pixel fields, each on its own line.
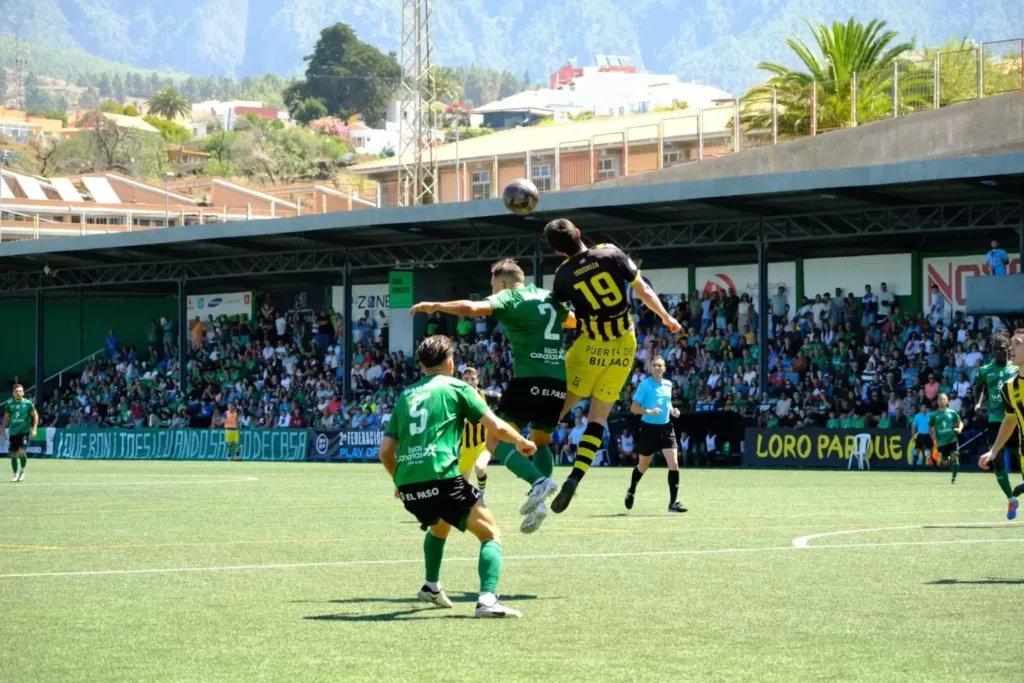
left=826, top=418, right=841, bottom=428
left=384, top=375, right=489, bottom=486
left=456, top=319, right=474, bottom=338
left=486, top=284, right=568, bottom=380
left=929, top=408, right=961, bottom=446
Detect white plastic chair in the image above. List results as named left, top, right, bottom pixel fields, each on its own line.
left=848, top=433, right=871, bottom=470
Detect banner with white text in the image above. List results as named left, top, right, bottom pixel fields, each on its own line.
left=53, top=429, right=307, bottom=461
left=743, top=429, right=913, bottom=469
left=307, top=429, right=384, bottom=462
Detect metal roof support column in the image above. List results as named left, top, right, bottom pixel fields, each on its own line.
left=732, top=99, right=740, bottom=152
left=554, top=147, right=561, bottom=191
left=177, top=279, right=188, bottom=399
left=342, top=254, right=353, bottom=402
left=756, top=225, right=769, bottom=394
left=34, top=289, right=44, bottom=403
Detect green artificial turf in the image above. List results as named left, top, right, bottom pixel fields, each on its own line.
left=1, top=460, right=1022, bottom=682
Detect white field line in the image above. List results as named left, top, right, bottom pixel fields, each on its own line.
left=792, top=521, right=1019, bottom=548
left=3, top=531, right=1024, bottom=580
left=13, top=477, right=259, bottom=487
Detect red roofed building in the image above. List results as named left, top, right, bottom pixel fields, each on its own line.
left=234, top=106, right=281, bottom=121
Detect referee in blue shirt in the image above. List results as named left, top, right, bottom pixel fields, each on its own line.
left=626, top=357, right=687, bottom=512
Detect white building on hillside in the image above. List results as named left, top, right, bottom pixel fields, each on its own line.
left=474, top=56, right=733, bottom=130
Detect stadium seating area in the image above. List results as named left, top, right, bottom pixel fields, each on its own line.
left=38, top=284, right=1002, bottom=450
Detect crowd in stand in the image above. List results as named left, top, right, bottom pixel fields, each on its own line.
left=36, top=273, right=1007, bottom=465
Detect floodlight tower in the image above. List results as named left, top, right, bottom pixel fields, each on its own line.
left=397, top=0, right=437, bottom=206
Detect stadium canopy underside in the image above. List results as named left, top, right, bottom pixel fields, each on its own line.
left=0, top=153, right=1022, bottom=295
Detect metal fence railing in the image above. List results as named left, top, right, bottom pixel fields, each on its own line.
left=982, top=39, right=1024, bottom=96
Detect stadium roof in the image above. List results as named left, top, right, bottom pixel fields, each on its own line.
left=0, top=153, right=1022, bottom=279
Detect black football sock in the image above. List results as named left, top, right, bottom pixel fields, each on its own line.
left=628, top=466, right=644, bottom=493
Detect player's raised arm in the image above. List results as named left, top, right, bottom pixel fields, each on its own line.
left=410, top=300, right=494, bottom=317
left=629, top=277, right=680, bottom=333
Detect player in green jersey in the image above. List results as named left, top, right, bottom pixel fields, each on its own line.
left=1, top=384, right=38, bottom=482
left=979, top=330, right=1024, bottom=520
left=411, top=259, right=573, bottom=533
left=975, top=335, right=1021, bottom=513
left=381, top=335, right=537, bottom=618
left=929, top=393, right=963, bottom=484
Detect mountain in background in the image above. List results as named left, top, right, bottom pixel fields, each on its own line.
left=1, top=0, right=1021, bottom=94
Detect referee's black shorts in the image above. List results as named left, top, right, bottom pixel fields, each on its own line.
left=636, top=422, right=677, bottom=456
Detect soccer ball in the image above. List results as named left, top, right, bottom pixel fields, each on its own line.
left=503, top=179, right=539, bottom=216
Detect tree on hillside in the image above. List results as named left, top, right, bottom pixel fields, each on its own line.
left=741, top=18, right=915, bottom=135
left=144, top=115, right=192, bottom=144
left=79, top=88, right=100, bottom=109
left=100, top=100, right=126, bottom=115
left=283, top=23, right=400, bottom=126
left=291, top=97, right=328, bottom=125
left=147, top=87, right=191, bottom=120
left=98, top=74, right=112, bottom=98
left=112, top=73, right=125, bottom=102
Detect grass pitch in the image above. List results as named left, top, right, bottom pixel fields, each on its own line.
left=1, top=461, right=1022, bottom=682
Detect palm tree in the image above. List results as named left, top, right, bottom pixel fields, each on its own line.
left=427, top=67, right=462, bottom=104
left=741, top=19, right=915, bottom=136
left=146, top=87, right=191, bottom=120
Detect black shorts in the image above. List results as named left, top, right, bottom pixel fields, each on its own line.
left=937, top=441, right=959, bottom=458
left=397, top=476, right=481, bottom=531
left=496, top=376, right=567, bottom=432
left=6, top=433, right=27, bottom=453
left=636, top=422, right=677, bottom=456
left=914, top=434, right=933, bottom=451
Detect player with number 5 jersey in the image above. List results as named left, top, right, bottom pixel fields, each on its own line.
left=410, top=259, right=573, bottom=534
left=544, top=218, right=681, bottom=514
left=381, top=335, right=539, bottom=617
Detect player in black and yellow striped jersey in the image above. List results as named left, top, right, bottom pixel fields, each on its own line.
left=458, top=367, right=491, bottom=494
left=544, top=218, right=681, bottom=514
left=979, top=328, right=1024, bottom=520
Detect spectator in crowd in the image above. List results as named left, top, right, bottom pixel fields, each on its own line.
left=378, top=311, right=389, bottom=348
left=986, top=240, right=1010, bottom=275
left=770, top=287, right=789, bottom=336
left=618, top=428, right=636, bottom=467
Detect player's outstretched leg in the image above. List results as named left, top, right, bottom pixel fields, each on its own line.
left=552, top=421, right=604, bottom=513
left=417, top=524, right=454, bottom=608
left=9, top=454, right=18, bottom=483
left=950, top=454, right=960, bottom=484
left=474, top=451, right=490, bottom=498
left=521, top=431, right=558, bottom=534
left=465, top=502, right=521, bottom=618
left=490, top=440, right=556, bottom=515
left=15, top=451, right=26, bottom=482
left=993, top=456, right=1019, bottom=520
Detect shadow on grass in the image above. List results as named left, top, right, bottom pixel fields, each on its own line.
left=293, top=593, right=539, bottom=606
left=303, top=592, right=544, bottom=622
left=928, top=578, right=1024, bottom=586
left=588, top=514, right=665, bottom=519
left=306, top=609, right=476, bottom=622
